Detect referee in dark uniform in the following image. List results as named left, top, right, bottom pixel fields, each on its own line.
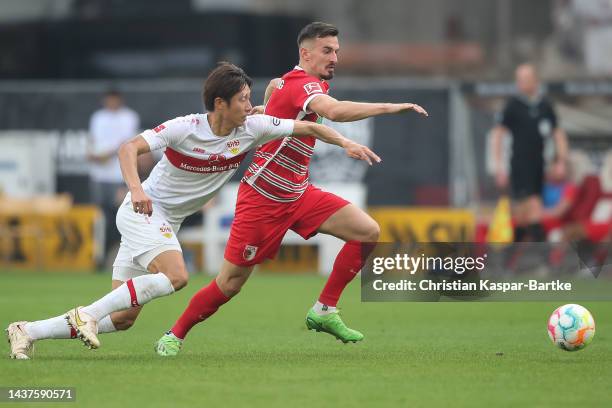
left=491, top=64, right=568, bottom=242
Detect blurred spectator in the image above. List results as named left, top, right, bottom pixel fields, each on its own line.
left=88, top=89, right=140, bottom=265
left=543, top=159, right=577, bottom=219
left=547, top=151, right=611, bottom=244
left=491, top=63, right=568, bottom=242
left=600, top=150, right=612, bottom=192
left=573, top=0, right=612, bottom=76
left=550, top=0, right=584, bottom=66
left=541, top=150, right=588, bottom=236
left=542, top=150, right=595, bottom=218
left=551, top=0, right=612, bottom=76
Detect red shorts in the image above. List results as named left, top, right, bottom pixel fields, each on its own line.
left=224, top=183, right=350, bottom=266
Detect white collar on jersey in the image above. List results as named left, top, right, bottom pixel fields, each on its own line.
left=203, top=113, right=239, bottom=138
left=294, top=65, right=327, bottom=85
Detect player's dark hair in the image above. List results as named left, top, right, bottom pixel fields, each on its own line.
left=203, top=62, right=252, bottom=111
left=297, top=22, right=339, bottom=47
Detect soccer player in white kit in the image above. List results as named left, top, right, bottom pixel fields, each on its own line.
left=6, top=62, right=380, bottom=359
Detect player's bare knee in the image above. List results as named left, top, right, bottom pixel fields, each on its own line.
left=219, top=278, right=244, bottom=298
left=355, top=220, right=379, bottom=242
left=156, top=265, right=188, bottom=290
left=168, top=269, right=189, bottom=291
left=161, top=262, right=189, bottom=291
left=222, top=286, right=241, bottom=298
left=225, top=282, right=243, bottom=298
left=147, top=252, right=188, bottom=290
left=217, top=272, right=249, bottom=297
left=110, top=308, right=141, bottom=331
left=366, top=221, right=381, bottom=242
left=113, top=317, right=136, bottom=331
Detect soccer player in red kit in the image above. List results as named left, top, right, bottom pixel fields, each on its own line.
left=155, top=22, right=428, bottom=356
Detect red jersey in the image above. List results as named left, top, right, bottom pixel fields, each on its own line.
left=242, top=66, right=330, bottom=202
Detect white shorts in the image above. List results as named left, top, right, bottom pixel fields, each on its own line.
left=112, top=197, right=182, bottom=282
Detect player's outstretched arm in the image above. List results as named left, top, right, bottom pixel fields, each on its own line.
left=293, top=120, right=381, bottom=165
left=118, top=135, right=153, bottom=216
left=308, top=94, right=428, bottom=122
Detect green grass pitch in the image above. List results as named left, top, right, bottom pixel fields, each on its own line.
left=1, top=271, right=610, bottom=407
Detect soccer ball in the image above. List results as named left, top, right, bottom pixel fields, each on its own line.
left=547, top=304, right=595, bottom=351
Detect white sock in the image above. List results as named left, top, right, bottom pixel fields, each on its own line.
left=312, top=301, right=337, bottom=316
left=98, top=315, right=116, bottom=334
left=81, top=273, right=174, bottom=321
left=164, top=331, right=182, bottom=342
left=23, top=313, right=117, bottom=340
left=23, top=315, right=72, bottom=340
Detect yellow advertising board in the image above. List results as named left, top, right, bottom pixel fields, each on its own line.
left=260, top=245, right=318, bottom=273
left=369, top=207, right=475, bottom=242
left=0, top=205, right=101, bottom=271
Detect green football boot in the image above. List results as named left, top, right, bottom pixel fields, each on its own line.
left=154, top=332, right=183, bottom=357
left=305, top=309, right=364, bottom=343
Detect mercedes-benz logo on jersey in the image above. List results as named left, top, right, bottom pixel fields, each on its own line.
left=272, top=118, right=280, bottom=126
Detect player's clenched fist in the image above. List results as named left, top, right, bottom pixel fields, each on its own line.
left=344, top=142, right=381, bottom=166
left=131, top=189, right=153, bottom=216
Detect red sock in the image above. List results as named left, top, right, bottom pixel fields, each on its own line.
left=171, top=280, right=230, bottom=339
left=318, top=241, right=376, bottom=307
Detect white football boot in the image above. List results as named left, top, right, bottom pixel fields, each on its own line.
left=6, top=321, right=34, bottom=360
left=65, top=307, right=100, bottom=349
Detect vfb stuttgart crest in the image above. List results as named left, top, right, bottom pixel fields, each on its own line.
left=159, top=223, right=173, bottom=239
left=226, top=139, right=240, bottom=155
left=243, top=245, right=258, bottom=261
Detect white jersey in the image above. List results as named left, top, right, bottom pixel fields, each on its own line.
left=134, top=113, right=294, bottom=225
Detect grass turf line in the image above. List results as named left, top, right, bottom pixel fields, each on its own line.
left=0, top=272, right=610, bottom=408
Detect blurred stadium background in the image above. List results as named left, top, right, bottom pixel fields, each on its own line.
left=0, top=0, right=610, bottom=274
